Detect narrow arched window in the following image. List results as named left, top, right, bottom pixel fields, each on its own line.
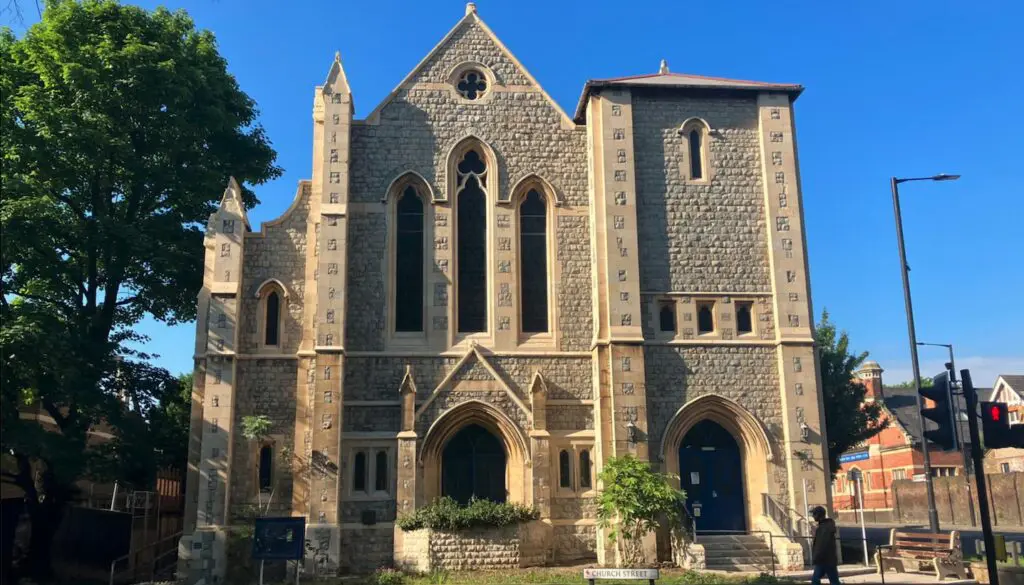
left=689, top=129, right=703, bottom=180
left=697, top=302, right=714, bottom=334
left=264, top=291, right=280, bottom=346
left=374, top=450, right=388, bottom=492
left=457, top=150, right=488, bottom=333
left=520, top=189, right=548, bottom=333
left=579, top=449, right=592, bottom=489
left=396, top=186, right=424, bottom=332
left=736, top=302, right=753, bottom=335
left=353, top=451, right=367, bottom=492
left=659, top=303, right=676, bottom=333
left=559, top=449, right=572, bottom=489
left=258, top=445, right=273, bottom=492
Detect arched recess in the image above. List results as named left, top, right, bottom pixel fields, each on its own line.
left=659, top=394, right=774, bottom=529
left=511, top=176, right=557, bottom=339
left=444, top=134, right=498, bottom=204
left=254, top=279, right=289, bottom=350
left=384, top=172, right=431, bottom=337
left=448, top=136, right=496, bottom=335
left=678, top=117, right=712, bottom=182
left=420, top=400, right=530, bottom=505
left=507, top=173, right=563, bottom=206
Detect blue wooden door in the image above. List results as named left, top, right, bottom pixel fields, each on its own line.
left=679, top=420, right=746, bottom=532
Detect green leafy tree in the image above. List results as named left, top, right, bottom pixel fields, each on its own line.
left=816, top=310, right=888, bottom=478
left=596, top=455, right=686, bottom=567
left=889, top=378, right=934, bottom=389
left=0, top=1, right=278, bottom=577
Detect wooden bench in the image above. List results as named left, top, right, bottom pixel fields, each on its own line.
left=875, top=529, right=967, bottom=580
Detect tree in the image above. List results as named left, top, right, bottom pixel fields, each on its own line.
left=596, top=455, right=686, bottom=567
left=889, top=378, right=934, bottom=389
left=816, top=310, right=888, bottom=479
left=0, top=1, right=279, bottom=577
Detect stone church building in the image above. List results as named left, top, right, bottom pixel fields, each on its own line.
left=179, top=4, right=831, bottom=580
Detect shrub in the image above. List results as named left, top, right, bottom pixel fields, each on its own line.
left=396, top=497, right=538, bottom=531
left=373, top=567, right=406, bottom=585
left=596, top=455, right=686, bottom=567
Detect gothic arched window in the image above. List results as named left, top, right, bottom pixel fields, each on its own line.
left=559, top=449, right=572, bottom=489
left=395, top=185, right=424, bottom=332
left=579, top=449, right=592, bottom=489
left=375, top=450, right=389, bottom=492
left=353, top=451, right=367, bottom=492
left=264, top=291, right=280, bottom=346
left=519, top=189, right=548, bottom=333
left=456, top=149, right=488, bottom=333
left=258, top=445, right=273, bottom=492
left=688, top=129, right=703, bottom=180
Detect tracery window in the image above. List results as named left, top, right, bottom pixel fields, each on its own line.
left=395, top=185, right=424, bottom=332
left=456, top=69, right=488, bottom=100
left=519, top=189, right=548, bottom=333
left=456, top=150, right=488, bottom=333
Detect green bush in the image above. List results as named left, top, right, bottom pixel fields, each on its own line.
left=373, top=567, right=406, bottom=585
left=396, top=497, right=538, bottom=531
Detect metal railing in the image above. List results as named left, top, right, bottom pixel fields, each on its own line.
left=108, top=530, right=182, bottom=585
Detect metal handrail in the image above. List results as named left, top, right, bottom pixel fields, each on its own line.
left=108, top=530, right=182, bottom=585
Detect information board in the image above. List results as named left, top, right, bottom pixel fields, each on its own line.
left=252, top=517, right=306, bottom=560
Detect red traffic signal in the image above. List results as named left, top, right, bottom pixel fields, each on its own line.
left=981, top=402, right=1012, bottom=448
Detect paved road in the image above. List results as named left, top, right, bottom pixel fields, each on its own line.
left=838, top=525, right=1024, bottom=560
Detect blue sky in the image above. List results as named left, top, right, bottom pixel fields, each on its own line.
left=7, top=0, right=1023, bottom=387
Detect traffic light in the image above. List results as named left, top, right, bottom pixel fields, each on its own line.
left=981, top=402, right=1014, bottom=448
left=919, top=370, right=957, bottom=450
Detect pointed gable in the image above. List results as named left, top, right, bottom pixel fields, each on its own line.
left=363, top=5, right=573, bottom=126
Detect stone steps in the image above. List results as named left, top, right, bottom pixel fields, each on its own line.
left=698, top=534, right=776, bottom=572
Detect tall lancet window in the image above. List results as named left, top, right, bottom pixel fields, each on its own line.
left=519, top=189, right=548, bottom=333
left=457, top=150, right=488, bottom=333
left=688, top=129, right=703, bottom=180
left=264, top=291, right=280, bottom=346
left=395, top=185, right=424, bottom=332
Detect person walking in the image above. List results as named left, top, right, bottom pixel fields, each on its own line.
left=810, top=506, right=841, bottom=585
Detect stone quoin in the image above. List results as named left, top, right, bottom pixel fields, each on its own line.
left=177, top=4, right=830, bottom=581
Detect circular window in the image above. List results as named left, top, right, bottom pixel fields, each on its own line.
left=456, top=69, right=488, bottom=100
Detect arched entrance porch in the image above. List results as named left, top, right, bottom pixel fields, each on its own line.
left=660, top=394, right=774, bottom=533
left=420, top=400, right=529, bottom=504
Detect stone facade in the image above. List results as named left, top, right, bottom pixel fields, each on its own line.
left=178, top=5, right=831, bottom=582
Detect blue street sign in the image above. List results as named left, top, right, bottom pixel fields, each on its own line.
left=839, top=451, right=870, bottom=464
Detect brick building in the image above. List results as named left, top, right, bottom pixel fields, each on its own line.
left=177, top=5, right=831, bottom=581
left=831, top=361, right=1010, bottom=522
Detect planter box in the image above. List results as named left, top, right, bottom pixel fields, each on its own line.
left=971, top=562, right=1024, bottom=585
left=395, top=522, right=549, bottom=572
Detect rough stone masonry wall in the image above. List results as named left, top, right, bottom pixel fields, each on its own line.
left=644, top=346, right=781, bottom=454
left=238, top=183, right=311, bottom=355
left=229, top=359, right=299, bottom=518
left=632, top=91, right=770, bottom=293
left=345, top=19, right=589, bottom=351
left=398, top=524, right=547, bottom=571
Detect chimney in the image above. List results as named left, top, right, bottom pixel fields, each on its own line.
left=857, top=361, right=884, bottom=401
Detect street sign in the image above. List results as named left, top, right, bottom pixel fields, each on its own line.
left=839, top=451, right=869, bottom=463
left=252, top=517, right=306, bottom=560
left=583, top=568, right=659, bottom=580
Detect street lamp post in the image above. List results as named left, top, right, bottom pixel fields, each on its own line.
left=918, top=341, right=977, bottom=526
left=890, top=173, right=959, bottom=533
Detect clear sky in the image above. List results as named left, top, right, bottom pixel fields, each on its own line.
left=6, top=0, right=1022, bottom=387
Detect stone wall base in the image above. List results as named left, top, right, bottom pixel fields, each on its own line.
left=395, top=522, right=550, bottom=571
left=176, top=527, right=227, bottom=585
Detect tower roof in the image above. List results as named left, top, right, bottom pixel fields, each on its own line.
left=573, top=70, right=803, bottom=123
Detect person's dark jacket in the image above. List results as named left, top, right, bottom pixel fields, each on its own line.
left=812, top=518, right=838, bottom=566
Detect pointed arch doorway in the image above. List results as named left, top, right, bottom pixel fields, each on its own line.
left=441, top=424, right=507, bottom=503
left=679, top=419, right=746, bottom=532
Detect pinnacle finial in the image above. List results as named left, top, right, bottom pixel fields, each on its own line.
left=659, top=59, right=669, bottom=74
left=334, top=50, right=341, bottom=62
left=466, top=2, right=476, bottom=15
